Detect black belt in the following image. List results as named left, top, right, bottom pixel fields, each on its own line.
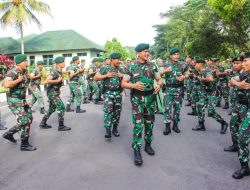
left=165, top=84, right=183, bottom=88
left=131, top=89, right=154, bottom=96
left=8, top=94, right=26, bottom=99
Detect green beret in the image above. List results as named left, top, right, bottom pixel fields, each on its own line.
left=169, top=48, right=179, bottom=55
left=72, top=56, right=79, bottom=62
left=54, top=56, right=65, bottom=64
left=92, top=58, right=99, bottom=63
left=81, top=59, right=85, bottom=62
left=186, top=55, right=193, bottom=59
left=196, top=58, right=205, bottom=64
left=98, top=57, right=104, bottom=63
left=233, top=55, right=243, bottom=62
left=213, top=58, right=220, bottom=62
left=14, top=54, right=27, bottom=64
left=244, top=52, right=250, bottom=58
left=36, top=60, right=44, bottom=65
left=135, top=43, right=149, bottom=52
left=110, top=53, right=122, bottom=59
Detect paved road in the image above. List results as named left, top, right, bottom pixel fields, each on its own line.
left=0, top=87, right=249, bottom=190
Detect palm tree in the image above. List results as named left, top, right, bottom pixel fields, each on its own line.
left=0, top=0, right=52, bottom=53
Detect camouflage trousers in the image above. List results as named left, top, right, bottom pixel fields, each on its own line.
left=103, top=92, right=122, bottom=128
left=229, top=88, right=237, bottom=112
left=190, top=86, right=199, bottom=112
left=163, top=87, right=183, bottom=124
left=238, top=111, right=250, bottom=163
left=186, top=79, right=194, bottom=103
left=217, top=81, right=230, bottom=103
left=87, top=80, right=100, bottom=100
left=197, top=92, right=225, bottom=124
left=45, top=91, right=65, bottom=122
left=69, top=82, right=82, bottom=107
left=131, top=94, right=155, bottom=150
left=30, top=86, right=44, bottom=109
left=7, top=98, right=33, bottom=140
left=79, top=77, right=88, bottom=99
left=230, top=103, right=248, bottom=144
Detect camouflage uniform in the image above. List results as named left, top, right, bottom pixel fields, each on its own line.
left=29, top=67, right=45, bottom=111
left=78, top=64, right=88, bottom=102
left=87, top=63, right=100, bottom=102
left=124, top=61, right=160, bottom=150
left=69, top=64, right=82, bottom=107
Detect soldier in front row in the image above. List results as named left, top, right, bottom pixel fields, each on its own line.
left=39, top=56, right=71, bottom=131
left=94, top=53, right=125, bottom=139
left=122, top=43, right=162, bottom=166
left=2, top=54, right=36, bottom=151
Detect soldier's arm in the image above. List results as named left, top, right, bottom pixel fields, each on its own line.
left=46, top=75, right=62, bottom=84
left=88, top=69, right=97, bottom=75
left=4, top=74, right=23, bottom=88
left=121, top=74, right=145, bottom=91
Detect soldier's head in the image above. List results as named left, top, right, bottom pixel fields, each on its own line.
left=242, top=52, right=250, bottom=72
left=213, top=58, right=220, bottom=67
left=72, top=56, right=80, bottom=65
left=232, top=55, right=243, bottom=71
left=81, top=59, right=86, bottom=65
left=195, top=58, right=205, bottom=71
left=169, top=48, right=180, bottom=63
left=157, top=58, right=164, bottom=66
left=135, top=43, right=150, bottom=63
left=110, top=53, right=121, bottom=67
left=206, top=58, right=213, bottom=66
left=92, top=58, right=99, bottom=65
left=185, top=55, right=192, bottom=64
left=36, top=60, right=44, bottom=70
left=15, top=54, right=28, bottom=71
left=54, top=56, right=65, bottom=69
left=104, top=58, right=111, bottom=65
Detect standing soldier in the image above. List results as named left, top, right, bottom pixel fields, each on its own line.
left=79, top=59, right=90, bottom=104
left=104, top=58, right=111, bottom=65
left=39, top=56, right=71, bottom=131
left=65, top=61, right=75, bottom=112
left=191, top=58, right=228, bottom=133
left=94, top=53, right=125, bottom=139
left=184, top=55, right=193, bottom=106
left=122, top=43, right=162, bottom=166
left=68, top=56, right=86, bottom=113
left=231, top=52, right=250, bottom=179
left=160, top=48, right=186, bottom=135
left=29, top=60, right=45, bottom=114
left=2, top=54, right=36, bottom=151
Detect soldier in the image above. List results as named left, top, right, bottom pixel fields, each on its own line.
left=29, top=60, right=45, bottom=114
left=65, top=60, right=75, bottom=112
left=39, top=56, right=71, bottom=131
left=79, top=59, right=90, bottom=104
left=2, top=54, right=36, bottom=151
left=97, top=57, right=104, bottom=102
left=122, top=43, right=162, bottom=166
left=224, top=55, right=244, bottom=152
left=87, top=58, right=102, bottom=104
left=67, top=56, right=86, bottom=113
left=94, top=53, right=125, bottom=139
left=185, top=55, right=193, bottom=107
left=104, top=58, right=111, bottom=65
left=191, top=58, right=228, bottom=133
left=160, top=48, right=186, bottom=135
left=231, top=52, right=250, bottom=179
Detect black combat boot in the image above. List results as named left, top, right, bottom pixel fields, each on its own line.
left=134, top=148, right=143, bottom=166
left=144, top=142, right=155, bottom=155
left=187, top=108, right=198, bottom=116
left=76, top=106, right=86, bottom=113
left=163, top=123, right=171, bottom=135
left=58, top=120, right=71, bottom=131
left=220, top=121, right=228, bottom=134
left=99, top=96, right=104, bottom=101
left=20, top=138, right=37, bottom=151
left=224, top=142, right=238, bottom=152
left=2, top=126, right=18, bottom=143
left=0, top=122, right=7, bottom=130
left=216, top=101, right=221, bottom=107
left=112, top=125, right=120, bottom=137
left=88, top=96, right=92, bottom=101
left=192, top=121, right=206, bottom=131
left=223, top=102, right=229, bottom=109
left=185, top=102, right=191, bottom=106
left=39, top=117, right=52, bottom=129
left=232, top=162, right=250, bottom=179
left=94, top=99, right=103, bottom=105
left=40, top=107, right=45, bottom=114
left=66, top=103, right=74, bottom=112
left=105, top=127, right=111, bottom=138
left=172, top=122, right=180, bottom=133
left=82, top=97, right=90, bottom=104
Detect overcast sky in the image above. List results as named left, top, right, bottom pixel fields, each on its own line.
left=0, top=0, right=186, bottom=46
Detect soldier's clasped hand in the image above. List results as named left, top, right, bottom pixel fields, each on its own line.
left=133, top=81, right=145, bottom=91
left=106, top=71, right=115, bottom=78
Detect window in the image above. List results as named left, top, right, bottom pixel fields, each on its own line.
left=43, top=55, right=54, bottom=66
left=77, top=52, right=87, bottom=56
left=29, top=56, right=35, bottom=65
left=62, top=53, right=72, bottom=57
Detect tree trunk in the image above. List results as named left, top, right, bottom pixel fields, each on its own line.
left=19, top=23, right=24, bottom=54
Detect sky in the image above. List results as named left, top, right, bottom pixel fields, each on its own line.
left=0, top=0, right=186, bottom=47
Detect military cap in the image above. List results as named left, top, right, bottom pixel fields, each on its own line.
left=213, top=58, right=220, bottom=62
left=81, top=59, right=86, bottom=62
left=110, top=53, right=122, bottom=59
left=36, top=60, right=44, bottom=65
left=92, top=58, right=99, bottom=63
left=196, top=58, right=205, bottom=64
left=169, top=48, right=180, bottom=55
left=186, top=55, right=193, bottom=59
left=14, top=54, right=27, bottom=64
left=232, top=55, right=243, bottom=62
left=98, top=57, right=104, bottom=62
left=54, top=56, right=65, bottom=64
left=244, top=52, right=250, bottom=58
left=135, top=43, right=149, bottom=52
left=72, top=56, right=79, bottom=62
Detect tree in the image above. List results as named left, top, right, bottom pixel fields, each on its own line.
left=0, top=0, right=52, bottom=53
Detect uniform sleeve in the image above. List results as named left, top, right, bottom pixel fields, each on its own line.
left=99, top=66, right=107, bottom=75
left=154, top=65, right=160, bottom=79
left=5, top=70, right=14, bottom=81
left=70, top=66, right=76, bottom=74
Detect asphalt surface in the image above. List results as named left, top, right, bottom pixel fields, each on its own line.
left=0, top=87, right=250, bottom=190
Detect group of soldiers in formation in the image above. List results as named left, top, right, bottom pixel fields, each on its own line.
left=1, top=43, right=250, bottom=180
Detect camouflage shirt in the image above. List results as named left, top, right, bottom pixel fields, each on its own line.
left=47, top=67, right=63, bottom=93
left=163, top=61, right=186, bottom=86
left=30, top=68, right=42, bottom=87
left=69, top=64, right=81, bottom=83
left=196, top=68, right=214, bottom=92
left=87, top=63, right=98, bottom=81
